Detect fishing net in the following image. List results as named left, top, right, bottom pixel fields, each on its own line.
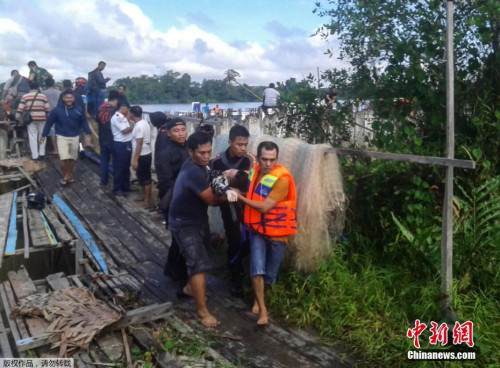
left=211, top=134, right=346, bottom=272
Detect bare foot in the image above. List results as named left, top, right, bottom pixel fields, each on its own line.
left=198, top=310, right=220, bottom=328
left=134, top=198, right=144, bottom=203
left=252, top=300, right=259, bottom=315
left=257, top=307, right=268, bottom=326
left=139, top=201, right=150, bottom=209
left=183, top=284, right=193, bottom=297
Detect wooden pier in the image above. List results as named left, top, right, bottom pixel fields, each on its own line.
left=0, top=154, right=352, bottom=367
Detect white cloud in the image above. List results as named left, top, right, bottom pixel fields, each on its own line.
left=0, top=0, right=345, bottom=88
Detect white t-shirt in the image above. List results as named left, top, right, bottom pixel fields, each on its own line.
left=132, top=119, right=152, bottom=156
left=111, top=112, right=133, bottom=142
left=263, top=87, right=280, bottom=107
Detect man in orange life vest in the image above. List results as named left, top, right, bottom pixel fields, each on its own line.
left=237, top=141, right=297, bottom=326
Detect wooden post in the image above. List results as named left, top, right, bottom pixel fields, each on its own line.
left=441, top=0, right=455, bottom=320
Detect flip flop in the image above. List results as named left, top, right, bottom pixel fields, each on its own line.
left=60, top=179, right=68, bottom=186
left=67, top=178, right=75, bottom=183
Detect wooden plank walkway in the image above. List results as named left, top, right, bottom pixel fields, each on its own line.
left=33, top=155, right=352, bottom=367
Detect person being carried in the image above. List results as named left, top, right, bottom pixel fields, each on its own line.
left=210, top=124, right=255, bottom=297
left=130, top=106, right=152, bottom=208
left=237, top=141, right=297, bottom=326
left=168, top=131, right=237, bottom=327
left=41, top=90, right=92, bottom=185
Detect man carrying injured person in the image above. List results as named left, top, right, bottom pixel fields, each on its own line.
left=168, top=131, right=237, bottom=327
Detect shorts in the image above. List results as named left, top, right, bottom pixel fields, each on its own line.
left=170, top=222, right=212, bottom=278
left=137, top=153, right=152, bottom=185
left=249, top=231, right=286, bottom=285
left=56, top=135, right=79, bottom=160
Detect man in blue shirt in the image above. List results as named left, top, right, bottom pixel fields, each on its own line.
left=41, top=90, right=91, bottom=186
left=169, top=132, right=237, bottom=327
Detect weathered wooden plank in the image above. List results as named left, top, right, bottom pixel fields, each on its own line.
left=328, top=147, right=475, bottom=169
left=0, top=286, right=14, bottom=358
left=52, top=194, right=109, bottom=274
left=42, top=206, right=72, bottom=243
left=0, top=283, right=23, bottom=357
left=0, top=192, right=14, bottom=264
left=3, top=282, right=30, bottom=340
left=7, top=267, right=37, bottom=300
left=27, top=209, right=51, bottom=247
left=106, top=302, right=172, bottom=330
left=46, top=272, right=71, bottom=291
left=17, top=167, right=37, bottom=188
left=5, top=191, right=18, bottom=256
left=39, top=211, right=57, bottom=246
left=22, top=193, right=29, bottom=259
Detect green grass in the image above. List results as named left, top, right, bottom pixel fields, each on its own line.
left=267, top=244, right=498, bottom=367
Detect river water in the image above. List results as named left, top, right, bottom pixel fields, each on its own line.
left=139, top=101, right=262, bottom=114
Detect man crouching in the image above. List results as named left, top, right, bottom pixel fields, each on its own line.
left=168, top=131, right=236, bottom=327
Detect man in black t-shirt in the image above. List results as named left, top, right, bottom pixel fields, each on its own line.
left=96, top=90, right=119, bottom=187
left=169, top=132, right=237, bottom=328
left=210, top=125, right=255, bottom=297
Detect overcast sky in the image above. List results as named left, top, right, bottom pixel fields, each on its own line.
left=0, top=0, right=345, bottom=87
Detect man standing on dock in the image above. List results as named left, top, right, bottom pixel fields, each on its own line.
left=40, top=90, right=92, bottom=185
left=88, top=61, right=111, bottom=117
left=168, top=131, right=237, bottom=327
left=110, top=102, right=133, bottom=196
left=130, top=106, right=152, bottom=208
left=237, top=141, right=297, bottom=326
left=96, top=90, right=119, bottom=187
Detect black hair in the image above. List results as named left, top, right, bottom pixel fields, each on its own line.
left=62, top=79, right=72, bottom=89
left=28, top=61, right=37, bottom=67
left=98, top=61, right=106, bottom=66
left=187, top=131, right=212, bottom=151
left=257, top=141, right=279, bottom=158
left=149, top=111, right=167, bottom=128
left=269, top=83, right=275, bottom=88
left=118, top=84, right=126, bottom=90
left=107, top=90, right=120, bottom=101
left=45, top=77, right=55, bottom=87
left=61, top=89, right=74, bottom=97
left=10, top=70, right=18, bottom=76
left=117, top=102, right=130, bottom=109
left=28, top=80, right=39, bottom=90
left=229, top=125, right=249, bottom=141
left=130, top=106, right=142, bottom=117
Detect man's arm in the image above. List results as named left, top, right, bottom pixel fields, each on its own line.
left=41, top=110, right=56, bottom=140
left=237, top=193, right=277, bottom=214
left=199, top=187, right=227, bottom=206
left=132, top=138, right=143, bottom=170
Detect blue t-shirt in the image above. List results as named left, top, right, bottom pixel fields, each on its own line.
left=168, top=159, right=210, bottom=229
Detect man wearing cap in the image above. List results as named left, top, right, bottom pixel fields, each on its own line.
left=110, top=102, right=133, bottom=196
left=40, top=90, right=92, bottom=185
left=156, top=118, right=190, bottom=296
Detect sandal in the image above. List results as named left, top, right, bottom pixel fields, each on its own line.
left=60, top=179, right=68, bottom=186
left=67, top=178, right=75, bottom=183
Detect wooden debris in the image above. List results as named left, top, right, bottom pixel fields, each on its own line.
left=0, top=192, right=14, bottom=264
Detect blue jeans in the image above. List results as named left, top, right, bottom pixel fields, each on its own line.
left=249, top=231, right=286, bottom=285
left=99, top=141, right=113, bottom=186
left=112, top=141, right=131, bottom=193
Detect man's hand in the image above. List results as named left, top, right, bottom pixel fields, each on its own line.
left=131, top=160, right=138, bottom=170
left=226, top=189, right=238, bottom=202
left=39, top=137, right=45, bottom=144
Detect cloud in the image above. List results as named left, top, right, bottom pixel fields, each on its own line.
left=0, top=0, right=345, bottom=87
left=265, top=20, right=307, bottom=39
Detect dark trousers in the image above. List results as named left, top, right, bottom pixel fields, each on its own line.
left=220, top=202, right=249, bottom=288
left=112, top=141, right=131, bottom=193
left=99, top=140, right=113, bottom=186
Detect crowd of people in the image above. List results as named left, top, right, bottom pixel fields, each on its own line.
left=1, top=62, right=299, bottom=328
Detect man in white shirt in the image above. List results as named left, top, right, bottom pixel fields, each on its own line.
left=111, top=103, right=133, bottom=196
left=130, top=106, right=152, bottom=208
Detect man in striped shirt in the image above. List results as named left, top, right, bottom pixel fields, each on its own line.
left=15, top=81, right=50, bottom=160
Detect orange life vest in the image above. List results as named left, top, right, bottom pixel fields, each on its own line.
left=244, top=164, right=297, bottom=237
